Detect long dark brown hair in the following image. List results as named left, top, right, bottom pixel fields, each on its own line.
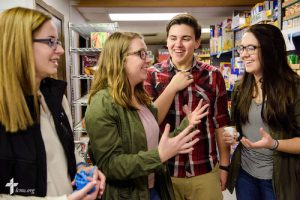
left=233, top=24, right=299, bottom=136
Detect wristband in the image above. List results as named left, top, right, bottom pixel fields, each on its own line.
left=269, top=139, right=279, bottom=151
left=219, top=165, right=229, bottom=172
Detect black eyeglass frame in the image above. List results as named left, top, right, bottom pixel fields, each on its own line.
left=237, top=45, right=260, bottom=55
left=127, top=50, right=149, bottom=60
left=33, top=38, right=62, bottom=49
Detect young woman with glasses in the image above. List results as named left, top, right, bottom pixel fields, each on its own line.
left=223, top=24, right=300, bottom=200
left=0, top=7, right=105, bottom=200
left=85, top=31, right=209, bottom=200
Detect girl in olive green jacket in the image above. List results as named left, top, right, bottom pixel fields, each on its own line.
left=85, top=32, right=208, bottom=200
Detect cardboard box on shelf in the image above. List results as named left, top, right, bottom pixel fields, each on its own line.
left=219, top=62, right=232, bottom=90
left=222, top=31, right=234, bottom=51
left=231, top=11, right=251, bottom=30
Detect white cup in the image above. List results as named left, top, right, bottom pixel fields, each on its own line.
left=224, top=126, right=240, bottom=138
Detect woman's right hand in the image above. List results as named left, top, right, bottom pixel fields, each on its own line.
left=158, top=124, right=200, bottom=163
left=68, top=180, right=100, bottom=200
left=75, top=166, right=106, bottom=198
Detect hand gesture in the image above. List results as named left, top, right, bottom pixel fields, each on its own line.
left=71, top=166, right=106, bottom=200
left=68, top=180, right=100, bottom=200
left=183, top=99, right=209, bottom=126
left=158, top=124, right=200, bottom=163
left=168, top=71, right=193, bottom=93
left=240, top=127, right=274, bottom=149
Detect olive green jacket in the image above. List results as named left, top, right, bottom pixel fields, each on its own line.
left=227, top=80, right=300, bottom=200
left=85, top=89, right=188, bottom=200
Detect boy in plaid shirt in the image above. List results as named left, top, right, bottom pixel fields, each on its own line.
left=145, top=14, right=230, bottom=200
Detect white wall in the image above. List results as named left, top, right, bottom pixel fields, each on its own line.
left=41, top=0, right=87, bottom=102
left=0, top=0, right=34, bottom=11
left=0, top=0, right=87, bottom=103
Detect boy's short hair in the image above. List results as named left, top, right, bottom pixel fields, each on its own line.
left=166, top=13, right=201, bottom=40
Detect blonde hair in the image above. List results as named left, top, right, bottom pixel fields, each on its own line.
left=0, top=7, right=51, bottom=132
left=89, top=32, right=152, bottom=109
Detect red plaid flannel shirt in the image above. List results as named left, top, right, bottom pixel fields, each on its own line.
left=144, top=58, right=230, bottom=177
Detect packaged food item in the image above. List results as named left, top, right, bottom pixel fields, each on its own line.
left=82, top=55, right=98, bottom=75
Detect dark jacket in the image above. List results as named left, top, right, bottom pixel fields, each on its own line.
left=227, top=79, right=300, bottom=200
left=0, top=78, right=76, bottom=197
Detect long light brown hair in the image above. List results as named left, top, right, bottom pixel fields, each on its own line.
left=89, top=32, right=152, bottom=109
left=0, top=7, right=51, bottom=132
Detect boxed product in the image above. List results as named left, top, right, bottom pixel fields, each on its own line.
left=210, top=37, right=218, bottom=54
left=217, top=36, right=222, bottom=53
left=231, top=11, right=251, bottom=30
left=251, top=3, right=264, bottom=16
left=210, top=25, right=215, bottom=37
left=91, top=32, right=111, bottom=48
left=232, top=56, right=245, bottom=75
left=222, top=31, right=234, bottom=51
left=219, top=62, right=231, bottom=90
left=222, top=18, right=232, bottom=30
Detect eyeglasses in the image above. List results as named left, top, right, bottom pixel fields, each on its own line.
left=237, top=45, right=260, bottom=55
left=127, top=50, right=149, bottom=60
left=33, top=38, right=62, bottom=50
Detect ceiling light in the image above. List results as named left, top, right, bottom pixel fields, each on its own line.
left=202, top=28, right=210, bottom=33
left=109, top=13, right=184, bottom=21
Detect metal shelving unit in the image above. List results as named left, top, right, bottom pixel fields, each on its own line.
left=73, top=94, right=88, bottom=106
left=69, top=23, right=118, bottom=38
left=70, top=48, right=102, bottom=56
left=69, top=22, right=118, bottom=140
left=74, top=120, right=86, bottom=133
left=71, top=74, right=94, bottom=79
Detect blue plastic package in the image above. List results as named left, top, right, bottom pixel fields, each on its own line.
left=74, top=166, right=96, bottom=194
